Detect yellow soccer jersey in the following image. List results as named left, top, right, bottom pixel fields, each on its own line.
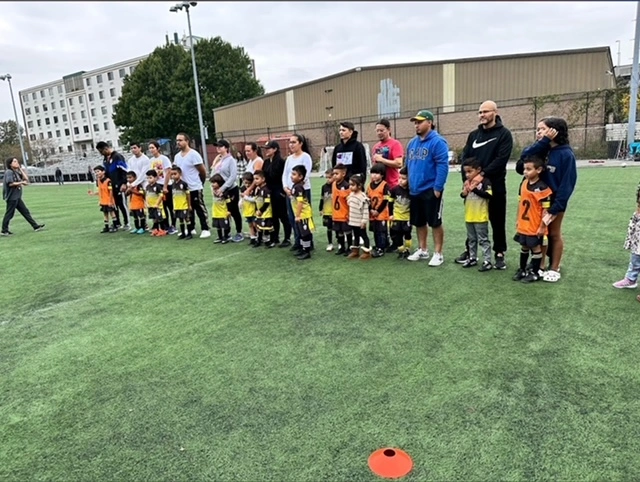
left=255, top=185, right=272, bottom=219
left=320, top=183, right=333, bottom=216
left=390, top=185, right=410, bottom=222
left=463, top=180, right=492, bottom=223
left=212, top=195, right=230, bottom=219
left=171, top=180, right=190, bottom=211
left=292, top=182, right=312, bottom=220
left=145, top=183, right=164, bottom=210
left=242, top=191, right=257, bottom=218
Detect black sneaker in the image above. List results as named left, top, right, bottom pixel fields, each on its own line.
left=478, top=261, right=493, bottom=272
left=108, top=227, right=118, bottom=233
left=455, top=251, right=469, bottom=264
left=213, top=238, right=223, bottom=244
left=184, top=234, right=193, bottom=240
left=34, top=224, right=45, bottom=232
left=297, top=251, right=311, bottom=260
left=177, top=234, right=186, bottom=240
left=290, top=244, right=301, bottom=252
left=512, top=269, right=526, bottom=281
left=249, top=238, right=257, bottom=246
left=462, top=258, right=478, bottom=268
left=100, top=227, right=110, bottom=233
left=221, top=237, right=231, bottom=244
left=253, top=242, right=262, bottom=248
left=521, top=270, right=540, bottom=283
left=386, top=245, right=397, bottom=253
left=335, top=247, right=346, bottom=255
left=265, top=241, right=276, bottom=248
left=371, top=248, right=385, bottom=258
left=278, top=240, right=292, bottom=248
left=1, top=231, right=11, bottom=236
left=494, top=254, right=507, bottom=270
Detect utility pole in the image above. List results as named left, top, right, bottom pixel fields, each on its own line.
left=627, top=2, right=640, bottom=152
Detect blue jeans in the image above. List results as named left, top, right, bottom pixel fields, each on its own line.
left=287, top=189, right=311, bottom=246
left=625, top=253, right=640, bottom=282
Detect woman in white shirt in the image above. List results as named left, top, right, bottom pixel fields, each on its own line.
left=282, top=134, right=313, bottom=251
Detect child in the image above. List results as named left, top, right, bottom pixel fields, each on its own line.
left=145, top=169, right=167, bottom=236
left=93, top=165, right=118, bottom=233
left=512, top=156, right=553, bottom=283
left=241, top=172, right=258, bottom=245
left=126, top=171, right=147, bottom=234
left=291, top=165, right=314, bottom=260
left=319, top=168, right=334, bottom=251
left=612, top=181, right=640, bottom=303
left=367, top=163, right=390, bottom=258
left=170, top=165, right=192, bottom=240
left=331, top=163, right=353, bottom=256
left=388, top=166, right=412, bottom=259
left=460, top=158, right=493, bottom=271
left=254, top=170, right=273, bottom=247
left=347, top=174, right=371, bottom=260
left=210, top=173, right=231, bottom=243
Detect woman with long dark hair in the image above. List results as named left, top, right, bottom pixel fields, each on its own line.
left=2, top=157, right=45, bottom=235
left=214, top=139, right=244, bottom=242
left=283, top=134, right=313, bottom=252
left=262, top=140, right=291, bottom=247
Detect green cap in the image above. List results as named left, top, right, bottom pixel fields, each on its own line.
left=410, top=110, right=434, bottom=122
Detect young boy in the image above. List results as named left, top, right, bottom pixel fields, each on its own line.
left=319, top=168, right=334, bottom=251
left=126, top=170, right=147, bottom=234
left=513, top=155, right=553, bottom=283
left=367, top=163, right=390, bottom=258
left=241, top=172, right=258, bottom=245
left=210, top=173, right=231, bottom=244
left=170, top=165, right=192, bottom=240
left=94, top=165, right=118, bottom=233
left=291, top=165, right=314, bottom=260
left=460, top=158, right=493, bottom=271
left=145, top=169, right=167, bottom=236
left=388, top=166, right=412, bottom=258
left=331, top=163, right=352, bottom=256
left=254, top=170, right=273, bottom=248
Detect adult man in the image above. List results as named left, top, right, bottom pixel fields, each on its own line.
left=371, top=118, right=404, bottom=188
left=404, top=110, right=449, bottom=266
left=457, top=100, right=513, bottom=270
left=96, top=141, right=129, bottom=229
left=127, top=142, right=151, bottom=189
left=55, top=167, right=64, bottom=185
left=331, top=121, right=368, bottom=183
left=173, top=132, right=210, bottom=239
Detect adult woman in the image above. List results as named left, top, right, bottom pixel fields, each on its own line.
left=262, top=140, right=291, bottom=247
left=516, top=117, right=577, bottom=282
left=245, top=142, right=264, bottom=174
left=149, top=141, right=176, bottom=234
left=282, top=134, right=313, bottom=251
left=235, top=151, right=247, bottom=189
left=214, top=140, right=244, bottom=242
left=2, top=158, right=45, bottom=235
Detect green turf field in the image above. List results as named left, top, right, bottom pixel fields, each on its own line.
left=1, top=166, right=640, bottom=481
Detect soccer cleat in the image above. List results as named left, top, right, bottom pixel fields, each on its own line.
left=155, top=229, right=168, bottom=236
left=278, top=240, right=292, bottom=248
left=249, top=238, right=257, bottom=246
left=428, top=252, right=444, bottom=267
left=130, top=227, right=138, bottom=234
left=494, top=254, right=507, bottom=270
left=221, top=237, right=231, bottom=244
left=136, top=228, right=145, bottom=234
left=122, top=224, right=131, bottom=231
left=407, top=249, right=430, bottom=261
left=613, top=277, right=638, bottom=289
left=200, top=230, right=212, bottom=239
left=512, top=269, right=526, bottom=281
left=177, top=234, right=187, bottom=240
left=184, top=234, right=193, bottom=240
left=167, top=227, right=178, bottom=235
left=454, top=250, right=469, bottom=264
left=232, top=233, right=244, bottom=242
left=478, top=261, right=493, bottom=272
left=335, top=247, right=346, bottom=255
left=100, top=227, right=110, bottom=233
left=34, top=224, right=46, bottom=232
left=1, top=231, right=11, bottom=236
left=290, top=244, right=302, bottom=252
left=253, top=242, right=263, bottom=248
left=297, top=251, right=311, bottom=260
left=371, top=248, right=385, bottom=258
left=213, top=238, right=223, bottom=244
left=462, top=258, right=478, bottom=268
left=109, top=226, right=118, bottom=233
left=265, top=241, right=276, bottom=248
left=326, top=244, right=334, bottom=252
left=521, top=270, right=540, bottom=283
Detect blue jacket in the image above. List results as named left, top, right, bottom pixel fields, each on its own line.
left=405, top=130, right=449, bottom=195
left=517, top=137, right=577, bottom=215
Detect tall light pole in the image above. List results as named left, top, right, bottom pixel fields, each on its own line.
left=628, top=2, right=640, bottom=153
left=0, top=74, right=28, bottom=167
left=170, top=1, right=208, bottom=166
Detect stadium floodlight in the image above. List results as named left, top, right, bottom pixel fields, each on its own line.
left=0, top=73, right=28, bottom=167
left=170, top=1, right=208, bottom=166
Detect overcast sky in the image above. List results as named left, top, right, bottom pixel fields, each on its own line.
left=0, top=1, right=635, bottom=125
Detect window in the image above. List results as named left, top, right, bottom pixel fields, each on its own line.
left=68, top=97, right=74, bottom=106
left=34, top=106, right=39, bottom=114
left=51, top=102, right=55, bottom=110
left=119, top=68, right=126, bottom=78
left=129, top=66, right=135, bottom=74
left=71, top=112, right=76, bottom=121
left=90, top=108, right=96, bottom=117
left=40, top=90, right=45, bottom=98
left=53, top=116, right=58, bottom=123
left=27, top=121, right=33, bottom=128
left=56, top=130, right=60, bottom=137
left=50, top=147, right=56, bottom=155
left=45, top=118, right=50, bottom=125
left=107, top=72, right=114, bottom=81
left=96, top=74, right=103, bottom=83
left=81, top=111, right=86, bottom=119
left=48, top=88, right=53, bottom=96
left=43, top=104, right=48, bottom=112
left=25, top=108, right=31, bottom=115
left=79, top=96, right=84, bottom=104
left=58, top=85, right=63, bottom=94
left=73, top=127, right=79, bottom=135
left=93, top=123, right=99, bottom=132
left=101, top=106, right=107, bottom=115
left=39, top=133, right=44, bottom=140
left=47, top=131, right=52, bottom=139
left=85, top=78, right=91, bottom=87
left=62, top=114, right=67, bottom=122
left=64, top=128, right=70, bottom=136
left=22, top=95, right=28, bottom=102
left=37, top=120, right=41, bottom=127
left=110, top=88, right=116, bottom=97
left=103, top=122, right=109, bottom=130
left=68, top=145, right=73, bottom=152
left=59, top=146, right=64, bottom=153
left=60, top=100, right=64, bottom=108
left=98, top=91, right=104, bottom=100
left=88, top=93, right=94, bottom=102
left=32, top=93, right=37, bottom=100
left=29, top=134, right=36, bottom=141
left=83, top=126, right=90, bottom=134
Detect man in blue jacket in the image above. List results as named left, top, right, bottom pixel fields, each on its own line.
left=405, top=110, right=449, bottom=266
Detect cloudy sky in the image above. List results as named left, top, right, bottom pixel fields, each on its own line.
left=0, top=1, right=635, bottom=124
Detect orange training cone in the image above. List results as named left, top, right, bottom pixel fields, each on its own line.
left=368, top=447, right=413, bottom=479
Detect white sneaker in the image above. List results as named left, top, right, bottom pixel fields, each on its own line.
left=407, top=249, right=430, bottom=261
left=428, top=252, right=444, bottom=266
left=199, top=230, right=211, bottom=239
left=190, top=229, right=197, bottom=235
left=326, top=244, right=334, bottom=252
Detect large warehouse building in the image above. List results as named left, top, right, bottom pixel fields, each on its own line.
left=213, top=46, right=616, bottom=160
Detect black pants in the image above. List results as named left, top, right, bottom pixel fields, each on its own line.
left=113, top=189, right=129, bottom=226
left=271, top=190, right=291, bottom=243
left=163, top=186, right=175, bottom=227
left=188, top=190, right=210, bottom=232
left=351, top=227, right=370, bottom=249
left=226, top=186, right=243, bottom=234
left=2, top=198, right=38, bottom=232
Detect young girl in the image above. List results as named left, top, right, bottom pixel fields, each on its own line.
left=347, top=174, right=371, bottom=260
left=210, top=173, right=231, bottom=244
left=613, top=181, right=640, bottom=303
left=241, top=172, right=257, bottom=245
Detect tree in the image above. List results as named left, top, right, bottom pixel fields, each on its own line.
left=28, top=138, right=58, bottom=165
left=0, top=120, right=25, bottom=164
left=114, top=37, right=264, bottom=147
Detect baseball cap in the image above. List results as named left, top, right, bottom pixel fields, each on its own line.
left=215, top=139, right=230, bottom=149
left=263, top=140, right=279, bottom=150
left=410, top=110, right=434, bottom=122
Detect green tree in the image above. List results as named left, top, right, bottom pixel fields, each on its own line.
left=113, top=37, right=264, bottom=147
left=0, top=120, right=24, bottom=163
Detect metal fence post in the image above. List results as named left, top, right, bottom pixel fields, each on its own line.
left=584, top=92, right=589, bottom=153
left=533, top=97, right=538, bottom=141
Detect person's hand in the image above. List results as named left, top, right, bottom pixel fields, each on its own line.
left=389, top=215, right=394, bottom=222
left=295, top=216, right=301, bottom=222
left=361, top=222, right=366, bottom=229
left=542, top=212, right=556, bottom=226
left=163, top=187, right=169, bottom=195
left=536, top=225, right=546, bottom=236
left=545, top=128, right=558, bottom=141
left=256, top=210, right=262, bottom=217
left=284, top=187, right=292, bottom=196
left=373, top=154, right=384, bottom=163
left=434, top=190, right=442, bottom=199
left=215, top=189, right=223, bottom=197
left=370, top=210, right=379, bottom=217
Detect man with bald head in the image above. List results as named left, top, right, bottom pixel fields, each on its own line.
left=457, top=100, right=513, bottom=270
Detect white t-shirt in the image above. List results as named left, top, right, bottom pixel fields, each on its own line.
left=174, top=149, right=204, bottom=191
left=282, top=152, right=312, bottom=191
left=246, top=156, right=263, bottom=174
left=149, top=155, right=172, bottom=185
left=128, top=154, right=151, bottom=188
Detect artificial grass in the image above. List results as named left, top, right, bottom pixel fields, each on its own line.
left=1, top=166, right=639, bottom=481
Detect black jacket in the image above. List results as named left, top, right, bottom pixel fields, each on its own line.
left=460, top=116, right=513, bottom=191
left=263, top=153, right=285, bottom=195
left=331, top=131, right=368, bottom=183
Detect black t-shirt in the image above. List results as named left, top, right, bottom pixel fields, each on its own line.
left=2, top=169, right=24, bottom=201
left=263, top=155, right=285, bottom=193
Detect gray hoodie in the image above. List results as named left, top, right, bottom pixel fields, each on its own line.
left=218, top=154, right=238, bottom=192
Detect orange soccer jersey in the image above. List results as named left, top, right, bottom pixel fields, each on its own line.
left=332, top=180, right=350, bottom=222
left=516, top=179, right=552, bottom=236
left=129, top=186, right=145, bottom=211
left=98, top=177, right=115, bottom=206
left=367, top=180, right=390, bottom=221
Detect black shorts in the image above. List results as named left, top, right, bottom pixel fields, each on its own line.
left=296, top=218, right=314, bottom=236
left=410, top=189, right=443, bottom=228
left=390, top=220, right=412, bottom=234
left=513, top=233, right=546, bottom=249
left=245, top=216, right=256, bottom=224
left=100, top=205, right=115, bottom=213
left=174, top=209, right=189, bottom=220
left=148, top=208, right=164, bottom=221
left=369, top=220, right=389, bottom=233
left=129, top=209, right=145, bottom=219
left=213, top=217, right=230, bottom=230
left=323, top=216, right=333, bottom=229
left=332, top=221, right=352, bottom=234
left=257, top=218, right=273, bottom=231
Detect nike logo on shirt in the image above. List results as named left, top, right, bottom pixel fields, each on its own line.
left=472, top=138, right=497, bottom=149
